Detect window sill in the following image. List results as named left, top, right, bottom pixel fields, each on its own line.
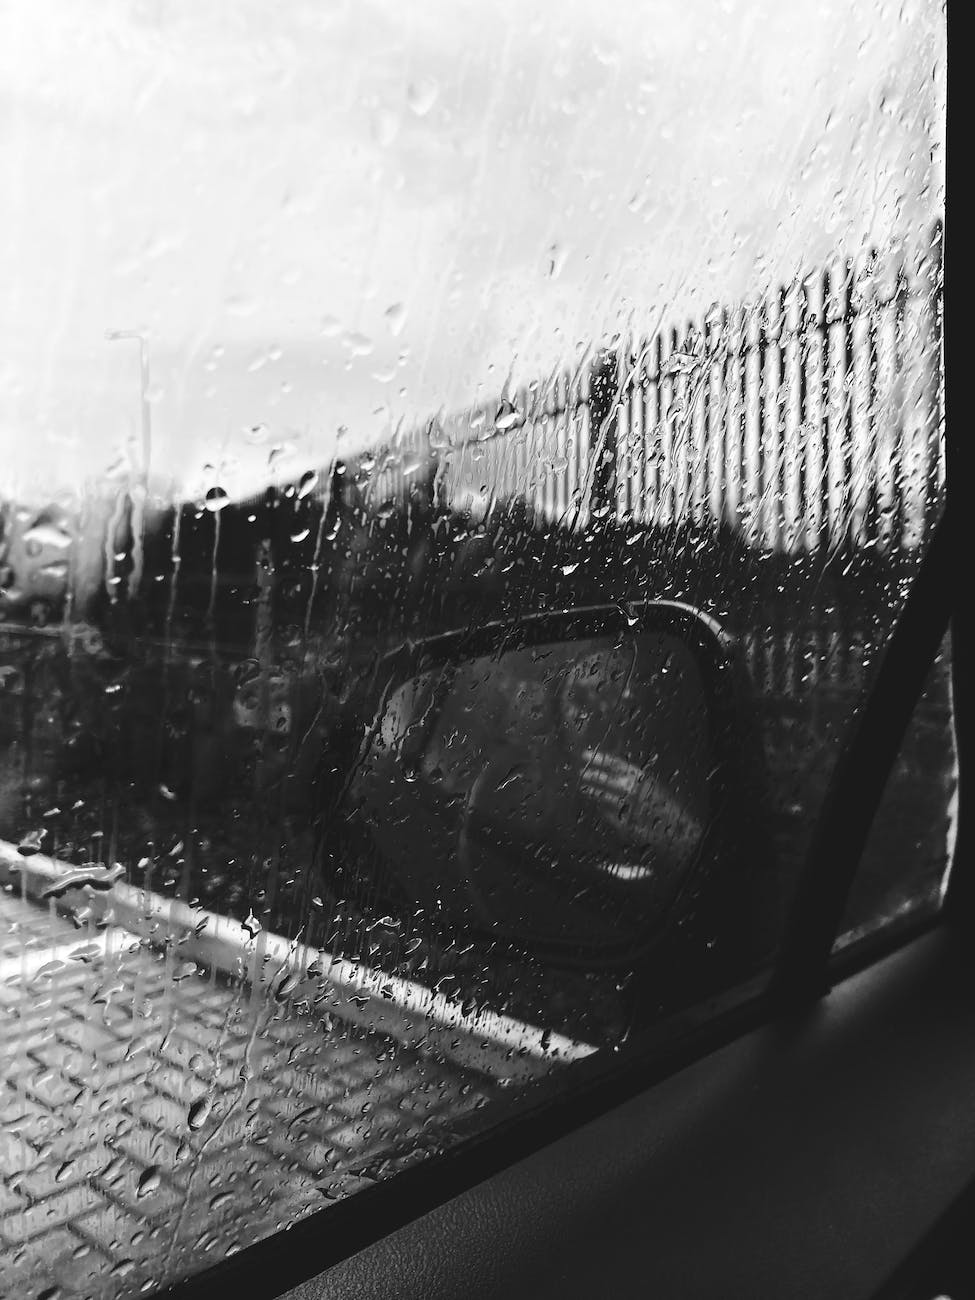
left=278, top=919, right=975, bottom=1300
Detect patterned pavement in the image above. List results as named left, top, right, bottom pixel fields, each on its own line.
left=0, top=885, right=501, bottom=1300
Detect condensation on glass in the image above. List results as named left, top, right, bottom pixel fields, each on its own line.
left=0, top=0, right=947, bottom=1295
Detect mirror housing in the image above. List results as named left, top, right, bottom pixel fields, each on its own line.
left=317, top=600, right=775, bottom=1026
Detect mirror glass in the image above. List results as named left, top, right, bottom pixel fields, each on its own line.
left=352, top=631, right=712, bottom=953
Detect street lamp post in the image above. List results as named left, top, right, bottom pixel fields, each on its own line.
left=106, top=330, right=152, bottom=602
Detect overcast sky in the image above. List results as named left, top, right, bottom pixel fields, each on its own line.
left=1, top=0, right=945, bottom=504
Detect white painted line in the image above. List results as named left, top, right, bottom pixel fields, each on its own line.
left=0, top=840, right=597, bottom=1081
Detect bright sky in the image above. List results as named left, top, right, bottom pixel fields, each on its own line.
left=0, top=0, right=945, bottom=504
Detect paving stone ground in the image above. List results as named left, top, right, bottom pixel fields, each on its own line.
left=0, top=889, right=496, bottom=1300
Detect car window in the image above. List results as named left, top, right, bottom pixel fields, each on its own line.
left=0, top=1, right=947, bottom=1296
left=834, top=630, right=957, bottom=951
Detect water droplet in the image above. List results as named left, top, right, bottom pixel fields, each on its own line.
left=496, top=764, right=525, bottom=791
left=40, top=863, right=125, bottom=899
left=297, top=469, right=319, bottom=499
left=244, top=423, right=270, bottom=445
left=561, top=562, right=580, bottom=576
left=384, top=302, right=407, bottom=337
left=407, top=78, right=439, bottom=116
left=187, top=1095, right=213, bottom=1131
left=274, top=970, right=301, bottom=1002
left=233, top=658, right=261, bottom=688
left=102, top=1155, right=126, bottom=1182
left=136, top=1165, right=161, bottom=1197
left=268, top=443, right=295, bottom=470
left=342, top=331, right=373, bottom=358
left=372, top=109, right=400, bottom=147
left=17, top=829, right=46, bottom=856
left=662, top=350, right=699, bottom=377
left=494, top=401, right=524, bottom=434
left=545, top=243, right=568, bottom=279
left=204, top=487, right=230, bottom=513
left=70, top=942, right=104, bottom=965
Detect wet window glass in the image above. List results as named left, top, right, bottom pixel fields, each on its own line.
left=353, top=635, right=711, bottom=970
left=835, top=632, right=957, bottom=950
left=0, top=0, right=946, bottom=1295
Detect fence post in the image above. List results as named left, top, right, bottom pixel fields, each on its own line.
left=588, top=349, right=619, bottom=520
left=929, top=220, right=946, bottom=535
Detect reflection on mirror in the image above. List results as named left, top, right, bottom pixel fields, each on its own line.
left=352, top=633, right=713, bottom=955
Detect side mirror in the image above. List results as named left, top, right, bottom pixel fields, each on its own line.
left=325, top=601, right=772, bottom=1021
